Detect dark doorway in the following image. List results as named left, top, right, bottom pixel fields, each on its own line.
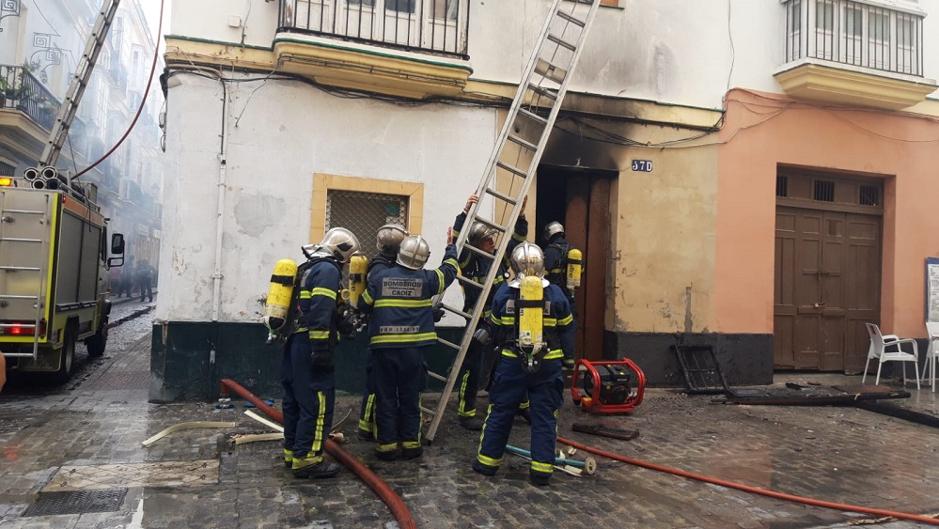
left=537, top=165, right=617, bottom=361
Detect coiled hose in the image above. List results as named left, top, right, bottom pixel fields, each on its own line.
left=219, top=379, right=417, bottom=529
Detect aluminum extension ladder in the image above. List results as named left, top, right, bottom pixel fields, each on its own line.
left=40, top=0, right=122, bottom=167
left=0, top=190, right=53, bottom=360
left=424, top=0, right=603, bottom=443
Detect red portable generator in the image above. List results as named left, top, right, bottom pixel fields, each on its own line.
left=570, top=359, right=646, bottom=414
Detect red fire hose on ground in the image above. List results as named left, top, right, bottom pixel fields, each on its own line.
left=220, top=378, right=936, bottom=527
left=557, top=436, right=939, bottom=527
left=219, top=379, right=417, bottom=529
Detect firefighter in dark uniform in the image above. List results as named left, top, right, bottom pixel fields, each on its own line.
left=357, top=223, right=409, bottom=441
left=282, top=227, right=360, bottom=479
left=452, top=194, right=528, bottom=430
left=473, top=242, right=575, bottom=487
left=358, top=232, right=459, bottom=460
left=542, top=221, right=575, bottom=368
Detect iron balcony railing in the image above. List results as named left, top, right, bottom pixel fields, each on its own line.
left=0, top=65, right=60, bottom=130
left=277, top=0, right=470, bottom=59
left=784, top=0, right=924, bottom=77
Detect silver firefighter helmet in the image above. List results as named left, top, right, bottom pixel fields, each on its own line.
left=376, top=223, right=409, bottom=254
left=396, top=235, right=431, bottom=270
left=302, top=227, right=361, bottom=263
left=509, top=242, right=546, bottom=278
left=543, top=221, right=565, bottom=242
left=468, top=222, right=499, bottom=245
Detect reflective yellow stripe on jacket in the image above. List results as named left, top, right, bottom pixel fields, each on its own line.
left=490, top=316, right=566, bottom=327
left=311, top=287, right=337, bottom=300
left=500, top=348, right=563, bottom=360
left=370, top=332, right=437, bottom=346
left=373, top=299, right=433, bottom=309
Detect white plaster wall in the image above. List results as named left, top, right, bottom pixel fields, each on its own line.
left=158, top=72, right=498, bottom=323
left=169, top=0, right=939, bottom=110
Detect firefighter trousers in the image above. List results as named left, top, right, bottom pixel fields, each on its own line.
left=281, top=334, right=335, bottom=462
left=477, top=357, right=563, bottom=481
left=456, top=321, right=492, bottom=418
left=357, top=350, right=377, bottom=437
left=373, top=347, right=426, bottom=453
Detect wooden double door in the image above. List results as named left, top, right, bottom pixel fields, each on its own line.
left=773, top=207, right=882, bottom=372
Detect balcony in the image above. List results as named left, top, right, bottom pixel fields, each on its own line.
left=274, top=0, right=473, bottom=99
left=0, top=65, right=59, bottom=131
left=775, top=0, right=937, bottom=109
left=278, top=0, right=469, bottom=57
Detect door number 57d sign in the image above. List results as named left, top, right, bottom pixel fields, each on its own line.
left=632, top=160, right=653, bottom=172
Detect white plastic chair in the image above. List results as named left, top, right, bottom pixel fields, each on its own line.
left=921, top=322, right=939, bottom=392
left=862, top=323, right=920, bottom=390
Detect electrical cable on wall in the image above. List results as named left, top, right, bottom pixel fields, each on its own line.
left=74, top=0, right=165, bottom=179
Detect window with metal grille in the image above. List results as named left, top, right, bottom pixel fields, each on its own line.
left=0, top=161, right=14, bottom=176
left=859, top=184, right=880, bottom=206
left=776, top=175, right=788, bottom=197
left=325, top=190, right=408, bottom=260
left=814, top=180, right=835, bottom=202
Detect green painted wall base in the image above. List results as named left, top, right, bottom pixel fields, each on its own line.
left=149, top=321, right=462, bottom=402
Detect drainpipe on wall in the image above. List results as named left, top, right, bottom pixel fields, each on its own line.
left=211, top=80, right=229, bottom=322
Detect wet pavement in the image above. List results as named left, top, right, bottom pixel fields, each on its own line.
left=1, top=314, right=938, bottom=529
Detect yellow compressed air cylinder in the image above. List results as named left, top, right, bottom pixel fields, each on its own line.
left=566, top=248, right=583, bottom=290
left=348, top=254, right=369, bottom=307
left=266, top=259, right=298, bottom=332
left=518, top=275, right=544, bottom=351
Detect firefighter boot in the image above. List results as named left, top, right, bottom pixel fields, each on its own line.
left=358, top=429, right=375, bottom=442
left=282, top=449, right=294, bottom=469
left=400, top=441, right=423, bottom=460
left=516, top=403, right=531, bottom=424
left=472, top=459, right=498, bottom=476
left=292, top=454, right=340, bottom=479
left=529, top=472, right=551, bottom=487
left=374, top=443, right=400, bottom=461
left=459, top=414, right=484, bottom=431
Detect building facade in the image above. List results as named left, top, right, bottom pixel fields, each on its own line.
left=0, top=0, right=164, bottom=273
left=155, top=0, right=939, bottom=400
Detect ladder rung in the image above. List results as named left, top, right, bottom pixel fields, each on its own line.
left=518, top=108, right=549, bottom=125
left=464, top=243, right=494, bottom=260
left=507, top=134, right=538, bottom=152
left=534, top=58, right=568, bottom=84
left=528, top=83, right=557, bottom=100
left=556, top=10, right=586, bottom=27
left=456, top=274, right=484, bottom=290
left=420, top=406, right=436, bottom=415
left=0, top=238, right=41, bottom=243
left=0, top=266, right=41, bottom=271
left=496, top=161, right=527, bottom=179
left=441, top=303, right=471, bottom=320
left=485, top=187, right=518, bottom=206
left=475, top=217, right=508, bottom=234
left=427, top=371, right=447, bottom=383
left=437, top=337, right=461, bottom=350
left=0, top=294, right=40, bottom=300
left=547, top=34, right=577, bottom=52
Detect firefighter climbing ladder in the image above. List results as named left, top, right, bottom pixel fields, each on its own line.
left=424, top=0, right=603, bottom=443
left=40, top=0, right=122, bottom=168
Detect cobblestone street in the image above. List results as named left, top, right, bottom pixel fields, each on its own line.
left=1, top=312, right=938, bottom=529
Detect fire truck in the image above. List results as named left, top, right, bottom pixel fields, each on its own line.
left=0, top=176, right=124, bottom=382
left=1, top=0, right=127, bottom=382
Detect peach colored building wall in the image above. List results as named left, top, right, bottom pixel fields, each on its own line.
left=714, top=89, right=939, bottom=339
